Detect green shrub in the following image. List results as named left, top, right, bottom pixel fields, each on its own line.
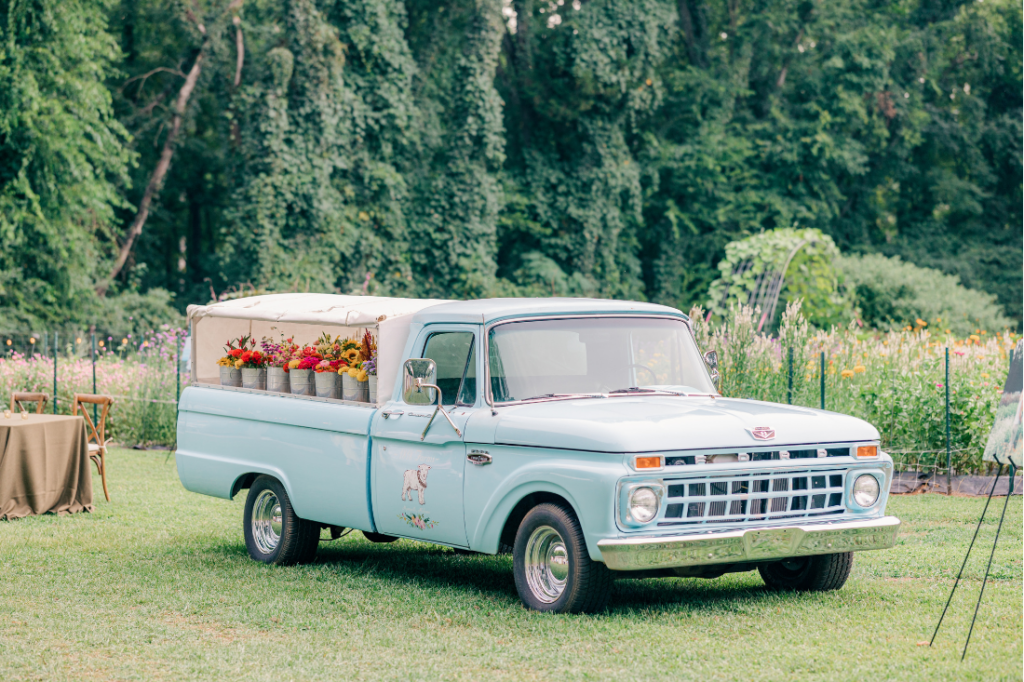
left=838, top=254, right=1014, bottom=336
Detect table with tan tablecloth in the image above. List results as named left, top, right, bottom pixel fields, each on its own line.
left=0, top=414, right=93, bottom=520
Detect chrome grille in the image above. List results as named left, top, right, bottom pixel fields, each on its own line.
left=660, top=467, right=847, bottom=526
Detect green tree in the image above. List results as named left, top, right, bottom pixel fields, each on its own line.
left=0, top=0, right=134, bottom=330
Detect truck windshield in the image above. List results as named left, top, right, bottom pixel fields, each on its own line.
left=487, top=317, right=715, bottom=403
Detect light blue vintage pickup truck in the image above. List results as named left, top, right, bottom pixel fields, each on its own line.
left=177, top=294, right=899, bottom=613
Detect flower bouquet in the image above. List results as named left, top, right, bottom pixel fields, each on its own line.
left=262, top=334, right=299, bottom=393
left=340, top=331, right=376, bottom=402
left=237, top=344, right=269, bottom=390
left=312, top=332, right=344, bottom=399
left=286, top=345, right=321, bottom=396
left=217, top=335, right=251, bottom=387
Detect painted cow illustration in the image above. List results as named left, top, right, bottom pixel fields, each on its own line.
left=401, top=464, right=431, bottom=505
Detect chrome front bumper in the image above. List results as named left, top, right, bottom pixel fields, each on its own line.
left=598, top=516, right=900, bottom=571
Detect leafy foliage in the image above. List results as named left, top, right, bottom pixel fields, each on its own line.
left=0, top=0, right=1020, bottom=330
left=838, top=253, right=1014, bottom=335
left=0, top=0, right=135, bottom=330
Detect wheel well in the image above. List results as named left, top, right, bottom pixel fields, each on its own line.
left=498, top=491, right=576, bottom=550
left=230, top=473, right=260, bottom=499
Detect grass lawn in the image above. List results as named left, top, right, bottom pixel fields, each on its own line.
left=0, top=449, right=1020, bottom=681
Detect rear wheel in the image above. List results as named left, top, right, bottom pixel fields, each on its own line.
left=759, top=552, right=853, bottom=591
left=512, top=503, right=612, bottom=613
left=243, top=476, right=319, bottom=565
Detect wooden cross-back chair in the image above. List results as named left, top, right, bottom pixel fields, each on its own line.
left=10, top=392, right=48, bottom=414
left=72, top=394, right=114, bottom=502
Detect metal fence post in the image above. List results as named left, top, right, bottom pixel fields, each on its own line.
left=787, top=347, right=794, bottom=405
left=53, top=332, right=58, bottom=414
left=176, top=331, right=181, bottom=403
left=819, top=351, right=825, bottom=410
left=946, top=347, right=951, bottom=495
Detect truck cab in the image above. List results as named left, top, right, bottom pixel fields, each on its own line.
left=176, top=294, right=899, bottom=613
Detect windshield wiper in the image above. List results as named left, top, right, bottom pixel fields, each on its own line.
left=518, top=393, right=606, bottom=402
left=608, top=387, right=658, bottom=394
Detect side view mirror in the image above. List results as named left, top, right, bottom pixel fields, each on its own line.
left=703, top=350, right=720, bottom=388
left=402, top=358, right=462, bottom=440
left=403, top=358, right=437, bottom=405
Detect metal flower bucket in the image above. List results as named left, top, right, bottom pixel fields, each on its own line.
left=266, top=366, right=290, bottom=393
left=314, top=371, right=340, bottom=399
left=289, top=368, right=313, bottom=396
left=241, top=367, right=266, bottom=390
left=219, top=366, right=242, bottom=387
left=342, top=374, right=369, bottom=402
left=368, top=375, right=378, bottom=404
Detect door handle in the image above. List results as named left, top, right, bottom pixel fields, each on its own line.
left=467, top=451, right=492, bottom=466
left=382, top=410, right=403, bottom=419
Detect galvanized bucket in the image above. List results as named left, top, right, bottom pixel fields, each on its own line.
left=289, top=368, right=313, bottom=396
left=241, top=367, right=266, bottom=390
left=342, top=374, right=369, bottom=402
left=219, top=366, right=242, bottom=387
left=368, top=375, right=378, bottom=404
left=266, top=366, right=290, bottom=393
left=314, top=371, right=340, bottom=399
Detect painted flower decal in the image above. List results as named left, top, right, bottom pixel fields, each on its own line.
left=399, top=512, right=437, bottom=530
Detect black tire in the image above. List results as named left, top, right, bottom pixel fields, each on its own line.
left=362, top=531, right=399, bottom=544
left=759, top=552, right=854, bottom=591
left=243, top=476, right=320, bottom=565
left=512, top=503, right=612, bottom=613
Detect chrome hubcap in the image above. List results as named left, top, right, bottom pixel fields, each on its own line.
left=252, top=490, right=283, bottom=554
left=524, top=525, right=570, bottom=603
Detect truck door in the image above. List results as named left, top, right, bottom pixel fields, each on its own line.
left=370, top=326, right=478, bottom=547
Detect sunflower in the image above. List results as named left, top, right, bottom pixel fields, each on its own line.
left=343, top=348, right=360, bottom=363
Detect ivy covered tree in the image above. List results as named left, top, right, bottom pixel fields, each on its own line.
left=1, top=0, right=1020, bottom=331
left=0, top=0, right=133, bottom=330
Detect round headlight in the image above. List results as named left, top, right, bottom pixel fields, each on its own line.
left=629, top=487, right=659, bottom=523
left=852, top=474, right=880, bottom=507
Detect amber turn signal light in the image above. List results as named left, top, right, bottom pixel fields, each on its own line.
left=635, top=456, right=662, bottom=469
left=856, top=445, right=878, bottom=458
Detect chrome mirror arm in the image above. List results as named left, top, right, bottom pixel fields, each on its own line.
left=415, top=379, right=462, bottom=440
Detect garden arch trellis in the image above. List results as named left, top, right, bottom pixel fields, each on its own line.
left=718, top=235, right=820, bottom=331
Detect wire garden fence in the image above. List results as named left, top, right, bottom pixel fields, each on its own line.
left=0, top=304, right=1017, bottom=474
left=0, top=328, right=187, bottom=447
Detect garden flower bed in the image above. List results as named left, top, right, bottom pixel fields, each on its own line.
left=692, top=303, right=1016, bottom=473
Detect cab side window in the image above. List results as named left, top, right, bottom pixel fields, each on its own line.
left=422, top=332, right=476, bottom=406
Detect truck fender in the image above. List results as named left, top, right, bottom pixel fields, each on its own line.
left=471, top=481, right=595, bottom=560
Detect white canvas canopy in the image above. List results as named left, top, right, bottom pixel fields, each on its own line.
left=187, top=294, right=447, bottom=406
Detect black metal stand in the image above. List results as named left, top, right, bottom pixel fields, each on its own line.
left=961, top=462, right=1015, bottom=660
left=929, top=461, right=1018, bottom=660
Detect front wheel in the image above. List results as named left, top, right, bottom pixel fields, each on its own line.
left=512, top=503, right=612, bottom=613
left=243, top=476, right=319, bottom=565
left=759, top=552, right=854, bottom=591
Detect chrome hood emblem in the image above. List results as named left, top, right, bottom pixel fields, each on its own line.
left=750, top=426, right=775, bottom=441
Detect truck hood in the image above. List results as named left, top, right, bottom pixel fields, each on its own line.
left=490, top=396, right=878, bottom=453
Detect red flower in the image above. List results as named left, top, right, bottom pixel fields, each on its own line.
left=252, top=351, right=262, bottom=363
left=241, top=351, right=252, bottom=363
left=229, top=349, right=243, bottom=358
